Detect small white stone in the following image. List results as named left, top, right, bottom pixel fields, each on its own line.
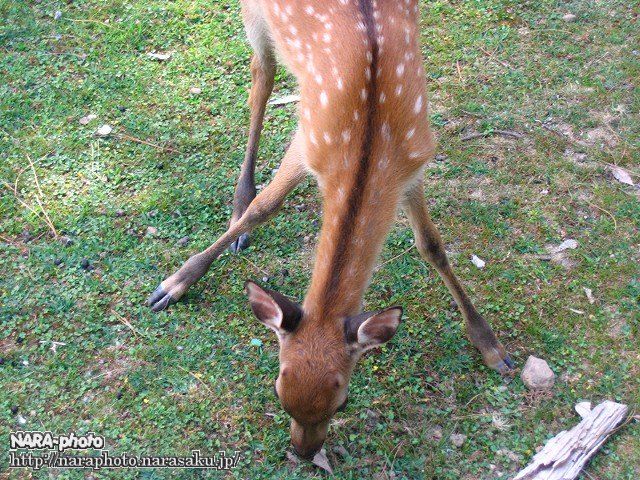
left=450, top=433, right=467, bottom=447
left=471, top=255, right=485, bottom=269
left=562, top=13, right=577, bottom=22
left=96, top=124, right=113, bottom=137
left=189, top=86, right=202, bottom=95
left=79, top=114, right=97, bottom=125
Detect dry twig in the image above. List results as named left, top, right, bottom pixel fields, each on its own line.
left=118, top=133, right=182, bottom=154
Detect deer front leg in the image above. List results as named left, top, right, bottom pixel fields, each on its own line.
left=147, top=131, right=307, bottom=312
left=229, top=53, right=276, bottom=253
left=402, top=182, right=513, bottom=374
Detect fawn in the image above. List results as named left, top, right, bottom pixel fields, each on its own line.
left=147, top=0, right=513, bottom=459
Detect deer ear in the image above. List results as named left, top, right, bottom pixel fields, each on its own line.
left=345, top=307, right=402, bottom=352
left=245, top=281, right=302, bottom=334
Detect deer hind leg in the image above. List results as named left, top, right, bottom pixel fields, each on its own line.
left=402, top=181, right=513, bottom=373
left=229, top=6, right=276, bottom=252
left=148, top=130, right=307, bottom=312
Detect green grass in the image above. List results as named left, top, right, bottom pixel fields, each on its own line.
left=1, top=0, right=638, bottom=478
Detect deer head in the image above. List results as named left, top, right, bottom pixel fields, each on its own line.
left=245, top=281, right=402, bottom=458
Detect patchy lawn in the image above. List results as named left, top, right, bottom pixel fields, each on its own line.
left=1, top=0, right=638, bottom=478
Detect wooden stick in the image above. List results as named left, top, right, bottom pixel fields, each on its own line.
left=460, top=129, right=524, bottom=141
left=514, top=401, right=629, bottom=480
left=118, top=133, right=182, bottom=154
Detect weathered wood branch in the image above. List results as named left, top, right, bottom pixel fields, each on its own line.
left=514, top=400, right=629, bottom=480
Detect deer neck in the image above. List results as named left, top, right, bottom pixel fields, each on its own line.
left=303, top=176, right=401, bottom=321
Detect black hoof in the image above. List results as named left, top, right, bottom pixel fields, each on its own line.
left=494, top=354, right=515, bottom=375
left=228, top=233, right=250, bottom=253
left=147, top=284, right=177, bottom=312
left=504, top=354, right=515, bottom=369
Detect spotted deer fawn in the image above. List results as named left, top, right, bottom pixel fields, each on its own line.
left=148, top=0, right=513, bottom=459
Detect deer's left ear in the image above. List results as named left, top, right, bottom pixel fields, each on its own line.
left=344, top=307, right=403, bottom=351
left=245, top=281, right=302, bottom=334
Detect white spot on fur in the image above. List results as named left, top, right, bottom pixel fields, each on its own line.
left=360, top=89, right=367, bottom=101
left=414, top=95, right=423, bottom=114
left=406, top=127, right=416, bottom=139
left=323, top=132, right=332, bottom=144
left=320, top=91, right=329, bottom=107
left=381, top=122, right=391, bottom=140
left=341, top=130, right=351, bottom=143
left=337, top=77, right=344, bottom=90
left=379, top=92, right=386, bottom=104
left=396, top=63, right=405, bottom=77
left=395, top=84, right=403, bottom=96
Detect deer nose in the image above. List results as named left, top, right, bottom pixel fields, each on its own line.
left=292, top=443, right=321, bottom=460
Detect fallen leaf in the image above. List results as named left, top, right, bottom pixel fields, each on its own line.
left=286, top=451, right=300, bottom=466
left=583, top=287, right=595, bottom=304
left=548, top=239, right=578, bottom=254
left=147, top=51, right=173, bottom=61
left=95, top=124, right=113, bottom=137
left=609, top=165, right=634, bottom=186
left=269, top=94, right=301, bottom=106
left=471, top=255, right=485, bottom=269
left=311, top=449, right=333, bottom=475
left=79, top=114, right=97, bottom=125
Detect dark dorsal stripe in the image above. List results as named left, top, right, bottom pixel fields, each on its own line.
left=320, top=0, right=379, bottom=314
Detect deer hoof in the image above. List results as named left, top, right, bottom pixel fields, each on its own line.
left=486, top=349, right=515, bottom=375
left=147, top=284, right=178, bottom=312
left=228, top=233, right=250, bottom=253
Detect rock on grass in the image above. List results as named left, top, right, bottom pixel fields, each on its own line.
left=450, top=433, right=467, bottom=447
left=521, top=355, right=556, bottom=390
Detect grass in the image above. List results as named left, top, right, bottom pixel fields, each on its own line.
left=1, top=0, right=638, bottom=478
